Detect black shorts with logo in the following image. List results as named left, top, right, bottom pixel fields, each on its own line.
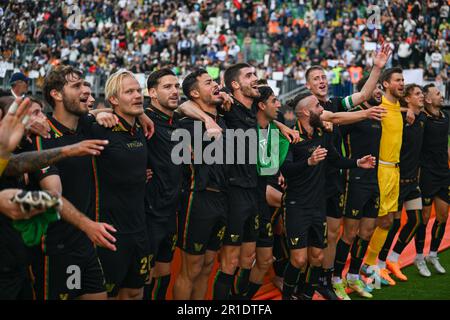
left=257, top=175, right=284, bottom=247
left=178, top=190, right=227, bottom=255
left=420, top=172, right=449, bottom=205
left=223, top=186, right=259, bottom=246
left=283, top=199, right=327, bottom=250
left=32, top=240, right=106, bottom=300
left=398, top=180, right=422, bottom=211
left=343, top=182, right=380, bottom=220
left=97, top=231, right=150, bottom=297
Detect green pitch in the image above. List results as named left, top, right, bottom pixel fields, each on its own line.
left=353, top=249, right=450, bottom=300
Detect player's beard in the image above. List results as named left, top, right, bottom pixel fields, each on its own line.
left=367, top=96, right=382, bottom=106
left=63, top=94, right=87, bottom=117
left=309, top=112, right=323, bottom=128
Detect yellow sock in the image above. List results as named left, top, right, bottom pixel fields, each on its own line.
left=365, top=227, right=389, bottom=266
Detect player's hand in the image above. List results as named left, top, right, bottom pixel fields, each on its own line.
left=96, top=112, right=119, bottom=128
left=373, top=42, right=392, bottom=69
left=0, top=188, right=45, bottom=220
left=62, top=139, right=109, bottom=157
left=0, top=97, right=32, bottom=158
left=357, top=155, right=376, bottom=169
left=219, top=91, right=233, bottom=112
left=205, top=116, right=223, bottom=139
left=308, top=146, right=328, bottom=166
left=146, top=169, right=153, bottom=182
left=278, top=173, right=286, bottom=190
left=138, top=113, right=155, bottom=139
left=366, top=106, right=387, bottom=121
left=323, top=121, right=333, bottom=132
left=406, top=108, right=415, bottom=125
left=280, top=126, right=301, bottom=143
left=84, top=220, right=117, bottom=251
left=26, top=114, right=50, bottom=139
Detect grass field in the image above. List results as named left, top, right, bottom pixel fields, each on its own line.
left=352, top=249, right=450, bottom=300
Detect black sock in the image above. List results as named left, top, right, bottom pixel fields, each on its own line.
left=415, top=222, right=427, bottom=254
left=245, top=281, right=262, bottom=299
left=393, top=210, right=421, bottom=255
left=349, top=236, right=370, bottom=274
left=378, top=218, right=401, bottom=262
left=233, top=268, right=251, bottom=296
left=431, top=220, right=447, bottom=252
left=295, top=265, right=308, bottom=294
left=143, top=279, right=155, bottom=300
left=213, top=271, right=234, bottom=300
left=282, top=262, right=301, bottom=298
left=303, top=265, right=321, bottom=299
left=320, top=268, right=333, bottom=288
left=151, top=275, right=170, bottom=300
left=334, top=239, right=351, bottom=278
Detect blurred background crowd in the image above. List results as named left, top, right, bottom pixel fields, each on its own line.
left=0, top=0, right=449, bottom=105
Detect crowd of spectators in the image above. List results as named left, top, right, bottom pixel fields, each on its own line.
left=0, top=0, right=449, bottom=97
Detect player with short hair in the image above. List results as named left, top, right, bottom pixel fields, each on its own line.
left=173, top=69, right=228, bottom=300
left=280, top=91, right=375, bottom=300
left=413, top=83, right=449, bottom=275
left=376, top=84, right=426, bottom=281
left=362, top=67, right=405, bottom=286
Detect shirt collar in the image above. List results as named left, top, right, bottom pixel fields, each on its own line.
left=47, top=115, right=77, bottom=137
left=423, top=107, right=445, bottom=119
left=147, top=104, right=174, bottom=124
left=295, top=120, right=322, bottom=140
left=381, top=95, right=401, bottom=108
left=114, top=112, right=140, bottom=134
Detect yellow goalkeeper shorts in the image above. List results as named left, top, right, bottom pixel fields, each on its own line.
left=377, top=162, right=400, bottom=217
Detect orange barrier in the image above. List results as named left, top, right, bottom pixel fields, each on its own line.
left=165, top=206, right=450, bottom=300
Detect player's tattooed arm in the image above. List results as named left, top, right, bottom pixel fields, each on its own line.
left=3, top=140, right=108, bottom=176
left=3, top=147, right=65, bottom=177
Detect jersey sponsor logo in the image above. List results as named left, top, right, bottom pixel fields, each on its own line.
left=290, top=237, right=299, bottom=246
left=127, top=141, right=144, bottom=149
left=194, top=243, right=204, bottom=252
